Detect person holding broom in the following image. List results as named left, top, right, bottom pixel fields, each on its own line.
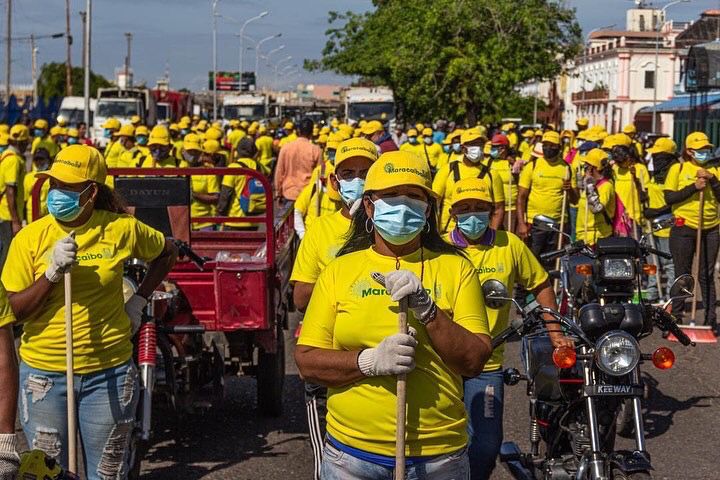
left=1, top=145, right=177, bottom=479
left=664, top=132, right=720, bottom=335
left=295, top=150, right=492, bottom=479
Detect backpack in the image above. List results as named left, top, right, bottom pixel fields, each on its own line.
left=595, top=178, right=630, bottom=235
left=237, top=160, right=266, bottom=215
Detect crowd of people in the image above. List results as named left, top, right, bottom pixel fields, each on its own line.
left=0, top=109, right=714, bottom=479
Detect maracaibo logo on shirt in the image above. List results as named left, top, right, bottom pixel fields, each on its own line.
left=77, top=247, right=115, bottom=262
left=475, top=262, right=505, bottom=274
left=351, top=278, right=434, bottom=299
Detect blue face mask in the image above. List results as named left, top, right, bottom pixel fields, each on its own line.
left=137, top=135, right=148, bottom=146
left=33, top=129, right=44, bottom=138
left=0, top=146, right=7, bottom=154
left=181, top=129, right=190, bottom=136
left=372, top=196, right=427, bottom=245
left=489, top=147, right=501, bottom=159
left=338, top=178, right=365, bottom=206
left=452, top=143, right=462, bottom=153
left=408, top=137, right=418, bottom=145
left=457, top=211, right=491, bottom=240
left=103, top=128, right=112, bottom=139
left=47, top=185, right=91, bottom=222
left=67, top=137, right=78, bottom=145
left=443, top=145, right=451, bottom=154
left=150, top=148, right=164, bottom=160
left=693, top=149, right=712, bottom=164
left=326, top=149, right=336, bottom=165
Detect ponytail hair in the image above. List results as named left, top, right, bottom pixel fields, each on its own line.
left=94, top=182, right=128, bottom=214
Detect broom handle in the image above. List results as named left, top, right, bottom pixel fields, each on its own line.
left=639, top=175, right=663, bottom=299
left=65, top=272, right=77, bottom=474
left=555, top=168, right=570, bottom=292
left=395, top=298, right=408, bottom=480
left=691, top=190, right=704, bottom=323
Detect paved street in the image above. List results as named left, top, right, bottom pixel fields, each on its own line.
left=139, top=311, right=720, bottom=479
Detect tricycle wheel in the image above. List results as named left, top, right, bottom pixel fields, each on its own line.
left=257, top=328, right=285, bottom=417
left=127, top=431, right=148, bottom=479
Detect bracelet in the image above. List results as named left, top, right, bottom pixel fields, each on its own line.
left=419, top=303, right=438, bottom=326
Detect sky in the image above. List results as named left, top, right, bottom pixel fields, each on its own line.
left=5, top=0, right=720, bottom=92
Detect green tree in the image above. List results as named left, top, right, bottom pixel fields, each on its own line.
left=306, top=0, right=581, bottom=124
left=36, top=62, right=112, bottom=99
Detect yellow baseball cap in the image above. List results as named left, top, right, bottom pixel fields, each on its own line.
left=102, top=118, right=121, bottom=130
left=422, top=127, right=433, bottom=137
left=576, top=118, right=589, bottom=127
left=647, top=137, right=677, bottom=155
left=183, top=133, right=202, bottom=151
left=415, top=123, right=425, bottom=132
left=168, top=123, right=180, bottom=133
left=130, top=115, right=142, bottom=125
left=284, top=121, right=294, bottom=130
left=204, top=127, right=223, bottom=141
left=407, top=128, right=418, bottom=137
left=202, top=139, right=220, bottom=154
left=451, top=177, right=493, bottom=205
left=685, top=132, right=713, bottom=150
left=38, top=145, right=107, bottom=184
left=460, top=127, right=486, bottom=145
left=602, top=133, right=632, bottom=149
left=148, top=125, right=170, bottom=146
left=66, top=128, right=79, bottom=138
left=521, top=129, right=535, bottom=138
left=584, top=148, right=609, bottom=170
left=118, top=124, right=135, bottom=138
left=361, top=120, right=384, bottom=135
left=34, top=119, right=49, bottom=130
left=364, top=150, right=437, bottom=198
left=50, top=125, right=64, bottom=136
left=335, top=138, right=379, bottom=169
left=542, top=131, right=561, bottom=145
left=258, top=126, right=267, bottom=135
left=326, top=132, right=344, bottom=150
left=0, top=133, right=8, bottom=147
left=9, top=124, right=29, bottom=141
left=135, top=125, right=149, bottom=136
left=622, top=124, right=637, bottom=135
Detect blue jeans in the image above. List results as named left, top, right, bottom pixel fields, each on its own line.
left=320, top=442, right=469, bottom=479
left=646, top=235, right=675, bottom=302
left=19, top=360, right=139, bottom=480
left=463, top=370, right=504, bottom=480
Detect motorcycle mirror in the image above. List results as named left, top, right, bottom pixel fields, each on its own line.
left=532, top=215, right=559, bottom=233
left=482, top=279, right=510, bottom=309
left=669, top=274, right=694, bottom=299
left=652, top=214, right=675, bottom=232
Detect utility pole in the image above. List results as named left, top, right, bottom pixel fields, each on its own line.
left=79, top=10, right=86, bottom=73
left=65, top=0, right=72, bottom=95
left=212, top=0, right=219, bottom=121
left=5, top=0, right=11, bottom=101
left=83, top=0, right=91, bottom=127
left=124, top=32, right=132, bottom=88
left=31, top=34, right=37, bottom=105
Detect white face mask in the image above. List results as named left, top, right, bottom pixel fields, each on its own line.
left=423, top=137, right=433, bottom=145
left=466, top=146, right=482, bottom=162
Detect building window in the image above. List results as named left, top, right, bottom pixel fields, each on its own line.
left=644, top=70, right=655, bottom=89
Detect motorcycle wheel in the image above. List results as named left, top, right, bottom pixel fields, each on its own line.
left=616, top=399, right=635, bottom=438
left=127, top=437, right=148, bottom=480
left=611, top=468, right=653, bottom=479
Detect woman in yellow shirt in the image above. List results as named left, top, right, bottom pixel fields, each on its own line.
left=576, top=149, right=616, bottom=246
left=295, top=150, right=492, bottom=478
left=664, top=132, right=720, bottom=334
left=2, top=145, right=177, bottom=479
left=445, top=177, right=570, bottom=479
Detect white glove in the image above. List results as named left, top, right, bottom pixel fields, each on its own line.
left=357, top=333, right=417, bottom=376
left=383, top=270, right=436, bottom=322
left=0, top=434, right=19, bottom=479
left=45, top=233, right=77, bottom=283
left=125, top=294, right=147, bottom=335
left=293, top=209, right=306, bottom=240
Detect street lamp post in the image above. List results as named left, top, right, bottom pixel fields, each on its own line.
left=255, top=33, right=281, bottom=79
left=652, top=0, right=690, bottom=133
left=211, top=0, right=220, bottom=121
left=239, top=11, right=268, bottom=86
left=273, top=55, right=292, bottom=89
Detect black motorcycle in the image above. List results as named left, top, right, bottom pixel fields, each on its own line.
left=484, top=217, right=696, bottom=480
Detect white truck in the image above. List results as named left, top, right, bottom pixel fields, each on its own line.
left=221, top=94, right=268, bottom=123
left=92, top=88, right=157, bottom=148
left=57, top=96, right=97, bottom=127
left=344, top=87, right=395, bottom=125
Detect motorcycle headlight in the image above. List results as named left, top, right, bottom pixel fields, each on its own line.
left=601, top=257, right=634, bottom=280
left=595, top=331, right=640, bottom=376
left=122, top=276, right=138, bottom=303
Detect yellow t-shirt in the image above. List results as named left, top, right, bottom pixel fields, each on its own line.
left=279, top=132, right=297, bottom=148
left=255, top=135, right=274, bottom=174
left=294, top=182, right=342, bottom=231
left=118, top=148, right=146, bottom=168
left=399, top=142, right=424, bottom=159
left=419, top=142, right=443, bottom=170
left=31, top=136, right=60, bottom=158
left=664, top=162, right=720, bottom=230
left=139, top=154, right=183, bottom=169
left=489, top=159, right=517, bottom=212
left=433, top=160, right=505, bottom=232
left=191, top=174, right=220, bottom=230
left=0, top=282, right=15, bottom=329
left=576, top=179, right=616, bottom=245
left=299, top=246, right=489, bottom=457
left=518, top=157, right=576, bottom=222
left=647, top=178, right=670, bottom=239
left=0, top=149, right=26, bottom=222
left=2, top=210, right=166, bottom=373
left=104, top=140, right=126, bottom=169
left=291, top=210, right=351, bottom=284
left=612, top=163, right=650, bottom=224
left=23, top=171, right=49, bottom=223
left=453, top=230, right=547, bottom=372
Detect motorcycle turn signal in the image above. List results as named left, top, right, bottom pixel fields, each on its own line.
left=651, top=347, right=675, bottom=370
left=552, top=346, right=577, bottom=369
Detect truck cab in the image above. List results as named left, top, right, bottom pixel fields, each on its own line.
left=344, top=87, right=395, bottom=126
left=222, top=94, right=268, bottom=124
left=93, top=88, right=157, bottom=148
left=57, top=96, right=97, bottom=128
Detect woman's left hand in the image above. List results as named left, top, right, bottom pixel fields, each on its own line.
left=381, top=270, right=435, bottom=322
left=549, top=332, right=574, bottom=349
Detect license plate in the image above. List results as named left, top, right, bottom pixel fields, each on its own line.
left=585, top=384, right=643, bottom=396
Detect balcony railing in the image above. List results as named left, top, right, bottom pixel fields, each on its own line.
left=572, top=88, right=609, bottom=103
